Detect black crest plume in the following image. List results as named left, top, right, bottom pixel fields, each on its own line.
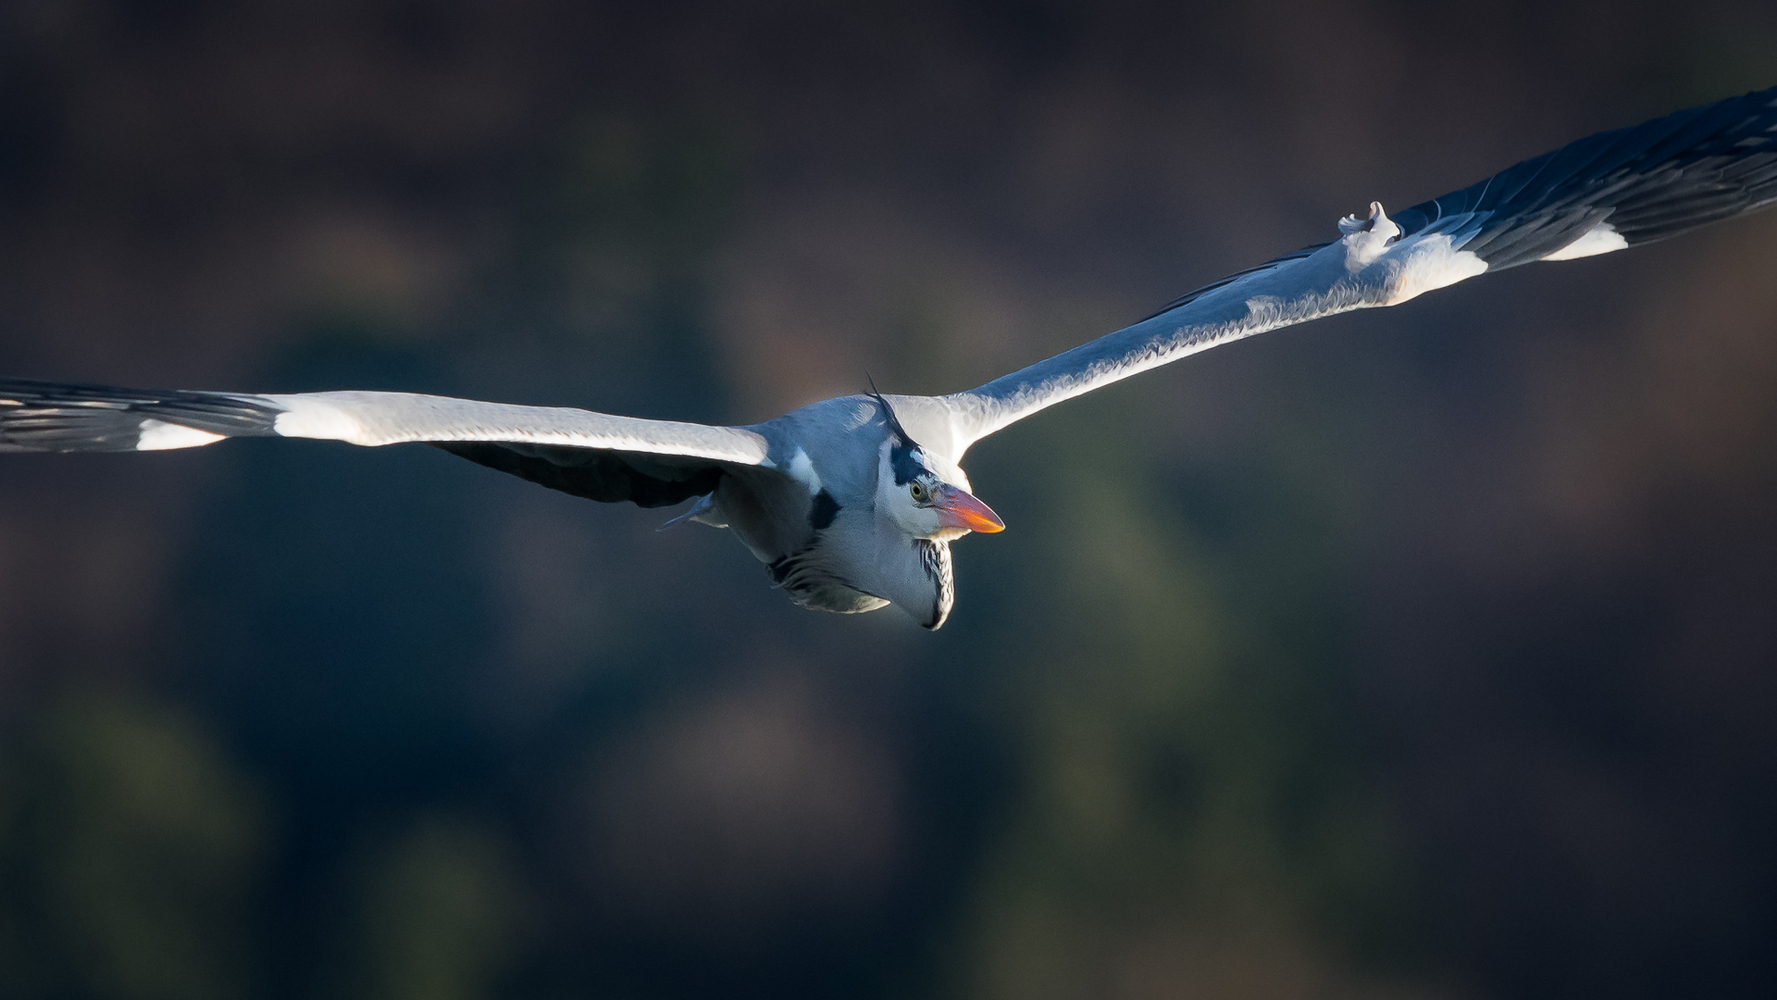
left=866, top=376, right=924, bottom=486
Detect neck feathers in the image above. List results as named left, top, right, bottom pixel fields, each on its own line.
left=913, top=538, right=954, bottom=630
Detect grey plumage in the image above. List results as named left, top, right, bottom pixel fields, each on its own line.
left=5, top=86, right=1776, bottom=628
left=929, top=85, right=1777, bottom=448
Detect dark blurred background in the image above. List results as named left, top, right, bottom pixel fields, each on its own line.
left=1, top=1, right=1776, bottom=997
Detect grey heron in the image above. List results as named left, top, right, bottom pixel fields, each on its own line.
left=5, top=87, right=1776, bottom=629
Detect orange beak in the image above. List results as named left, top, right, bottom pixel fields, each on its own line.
left=932, top=484, right=1005, bottom=534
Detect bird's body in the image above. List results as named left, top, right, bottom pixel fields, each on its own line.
left=6, top=86, right=1777, bottom=628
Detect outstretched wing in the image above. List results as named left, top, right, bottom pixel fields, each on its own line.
left=929, top=85, right=1777, bottom=453
left=0, top=378, right=771, bottom=508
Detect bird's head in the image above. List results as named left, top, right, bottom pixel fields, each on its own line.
left=869, top=391, right=1004, bottom=541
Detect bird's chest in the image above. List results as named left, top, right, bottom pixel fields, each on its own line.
left=713, top=459, right=867, bottom=556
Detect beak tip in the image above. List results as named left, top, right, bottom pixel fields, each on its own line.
left=934, top=484, right=1005, bottom=535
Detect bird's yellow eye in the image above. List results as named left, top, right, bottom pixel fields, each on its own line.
left=909, top=481, right=926, bottom=502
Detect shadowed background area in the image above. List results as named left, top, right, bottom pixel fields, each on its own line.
left=2, top=1, right=1776, bottom=998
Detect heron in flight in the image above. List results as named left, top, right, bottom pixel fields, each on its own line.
left=5, top=88, right=1775, bottom=628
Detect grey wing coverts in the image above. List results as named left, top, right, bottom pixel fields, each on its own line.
left=0, top=379, right=772, bottom=508
left=926, top=85, right=1777, bottom=453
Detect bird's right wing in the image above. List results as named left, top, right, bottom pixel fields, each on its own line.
left=0, top=378, right=773, bottom=508
left=920, top=85, right=1777, bottom=456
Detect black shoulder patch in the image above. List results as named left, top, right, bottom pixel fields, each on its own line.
left=808, top=489, right=841, bottom=530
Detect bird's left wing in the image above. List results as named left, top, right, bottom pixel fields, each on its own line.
left=926, top=85, right=1777, bottom=454
left=0, top=379, right=772, bottom=508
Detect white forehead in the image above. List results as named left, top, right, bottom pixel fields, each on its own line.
left=922, top=447, right=970, bottom=490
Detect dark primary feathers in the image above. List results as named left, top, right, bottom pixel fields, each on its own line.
left=1392, top=85, right=1777, bottom=268
left=936, top=85, right=1777, bottom=448
left=1147, top=85, right=1777, bottom=320
left=0, top=379, right=282, bottom=452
